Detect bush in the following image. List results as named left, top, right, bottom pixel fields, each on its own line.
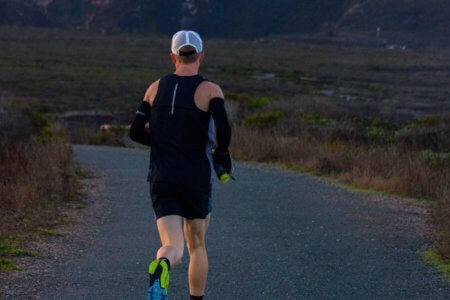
left=248, top=97, right=270, bottom=109
left=231, top=125, right=449, bottom=201
left=242, top=111, right=284, bottom=128
left=92, top=125, right=128, bottom=146
left=0, top=104, right=78, bottom=237
left=0, top=141, right=76, bottom=235
left=366, top=125, right=394, bottom=144
left=397, top=114, right=450, bottom=151
left=303, top=113, right=332, bottom=125
left=396, top=127, right=449, bottom=151
left=405, top=114, right=449, bottom=130
left=225, top=92, right=270, bottom=109
left=420, top=150, right=450, bottom=168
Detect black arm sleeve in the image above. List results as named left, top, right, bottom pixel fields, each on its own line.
left=209, top=97, right=231, bottom=152
left=129, top=101, right=151, bottom=147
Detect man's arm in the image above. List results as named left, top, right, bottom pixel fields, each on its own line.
left=210, top=98, right=231, bottom=152
left=207, top=83, right=231, bottom=152
left=206, top=83, right=232, bottom=175
left=129, top=101, right=151, bottom=146
left=129, top=80, right=159, bottom=146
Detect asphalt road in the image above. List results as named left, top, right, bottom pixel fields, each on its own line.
left=23, top=145, right=450, bottom=299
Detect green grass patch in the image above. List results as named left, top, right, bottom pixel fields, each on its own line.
left=0, top=238, right=30, bottom=272
left=242, top=111, right=284, bottom=128
left=340, top=184, right=383, bottom=195
left=420, top=150, right=450, bottom=168
left=0, top=238, right=35, bottom=258
left=366, top=125, right=394, bottom=144
left=225, top=92, right=271, bottom=109
left=0, top=258, right=22, bottom=271
left=302, top=113, right=333, bottom=126
left=423, top=249, right=450, bottom=280
left=248, top=97, right=271, bottom=109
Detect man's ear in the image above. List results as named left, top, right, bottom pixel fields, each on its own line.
left=170, top=53, right=177, bottom=65
left=199, top=52, right=205, bottom=64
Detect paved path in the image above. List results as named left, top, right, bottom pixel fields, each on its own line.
left=21, top=145, right=450, bottom=299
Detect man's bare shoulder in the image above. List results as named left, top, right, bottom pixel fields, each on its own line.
left=198, top=81, right=224, bottom=99
left=144, top=79, right=160, bottom=104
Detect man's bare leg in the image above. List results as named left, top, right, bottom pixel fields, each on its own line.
left=147, top=215, right=184, bottom=298
left=156, top=215, right=185, bottom=266
left=184, top=215, right=210, bottom=297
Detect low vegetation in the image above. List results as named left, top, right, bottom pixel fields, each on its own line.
left=0, top=101, right=79, bottom=270
left=423, top=249, right=450, bottom=280
left=0, top=26, right=448, bottom=263
left=70, top=124, right=130, bottom=146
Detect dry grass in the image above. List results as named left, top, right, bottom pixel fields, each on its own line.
left=0, top=103, right=79, bottom=270
left=232, top=126, right=448, bottom=200
left=0, top=141, right=77, bottom=236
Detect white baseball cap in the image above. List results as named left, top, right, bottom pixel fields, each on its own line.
left=171, top=30, right=203, bottom=56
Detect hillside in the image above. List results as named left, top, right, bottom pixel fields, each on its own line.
left=337, top=0, right=450, bottom=34
left=0, top=0, right=50, bottom=26
left=0, top=0, right=448, bottom=37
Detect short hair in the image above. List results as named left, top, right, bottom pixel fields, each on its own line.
left=175, top=45, right=201, bottom=64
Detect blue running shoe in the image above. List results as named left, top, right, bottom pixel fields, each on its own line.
left=147, top=259, right=169, bottom=300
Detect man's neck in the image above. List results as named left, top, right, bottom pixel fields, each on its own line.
left=174, top=63, right=199, bottom=76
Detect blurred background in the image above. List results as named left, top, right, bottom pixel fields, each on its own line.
left=0, top=0, right=449, bottom=271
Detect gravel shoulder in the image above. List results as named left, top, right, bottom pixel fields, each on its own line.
left=1, top=145, right=449, bottom=299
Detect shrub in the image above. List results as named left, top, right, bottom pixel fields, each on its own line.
left=224, top=91, right=251, bottom=102
left=0, top=105, right=78, bottom=237
left=405, top=114, right=449, bottom=130
left=231, top=125, right=449, bottom=201
left=397, top=113, right=450, bottom=151
left=395, top=127, right=449, bottom=151
left=225, top=92, right=271, bottom=109
left=302, top=113, right=332, bottom=125
left=0, top=141, right=76, bottom=235
left=366, top=125, right=394, bottom=144
left=248, top=97, right=270, bottom=109
left=420, top=150, right=450, bottom=168
left=92, top=125, right=128, bottom=146
left=242, top=111, right=284, bottom=128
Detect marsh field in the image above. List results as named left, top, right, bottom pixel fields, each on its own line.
left=0, top=26, right=449, bottom=260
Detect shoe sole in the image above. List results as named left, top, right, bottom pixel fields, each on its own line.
left=147, top=279, right=168, bottom=300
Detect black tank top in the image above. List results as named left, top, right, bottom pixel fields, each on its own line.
left=148, top=74, right=215, bottom=186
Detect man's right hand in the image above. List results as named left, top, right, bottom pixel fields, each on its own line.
left=212, top=149, right=232, bottom=176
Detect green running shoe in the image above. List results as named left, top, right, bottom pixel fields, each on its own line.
left=147, top=259, right=170, bottom=300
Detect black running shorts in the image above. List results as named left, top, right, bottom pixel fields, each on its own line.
left=150, top=182, right=212, bottom=220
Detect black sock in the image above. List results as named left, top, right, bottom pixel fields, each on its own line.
left=190, top=295, right=203, bottom=300
left=159, top=257, right=171, bottom=271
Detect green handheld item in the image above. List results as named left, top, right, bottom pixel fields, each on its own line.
left=220, top=173, right=230, bottom=183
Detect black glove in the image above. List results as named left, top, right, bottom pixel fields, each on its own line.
left=212, top=149, right=232, bottom=178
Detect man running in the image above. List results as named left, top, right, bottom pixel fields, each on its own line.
left=129, top=30, right=232, bottom=300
